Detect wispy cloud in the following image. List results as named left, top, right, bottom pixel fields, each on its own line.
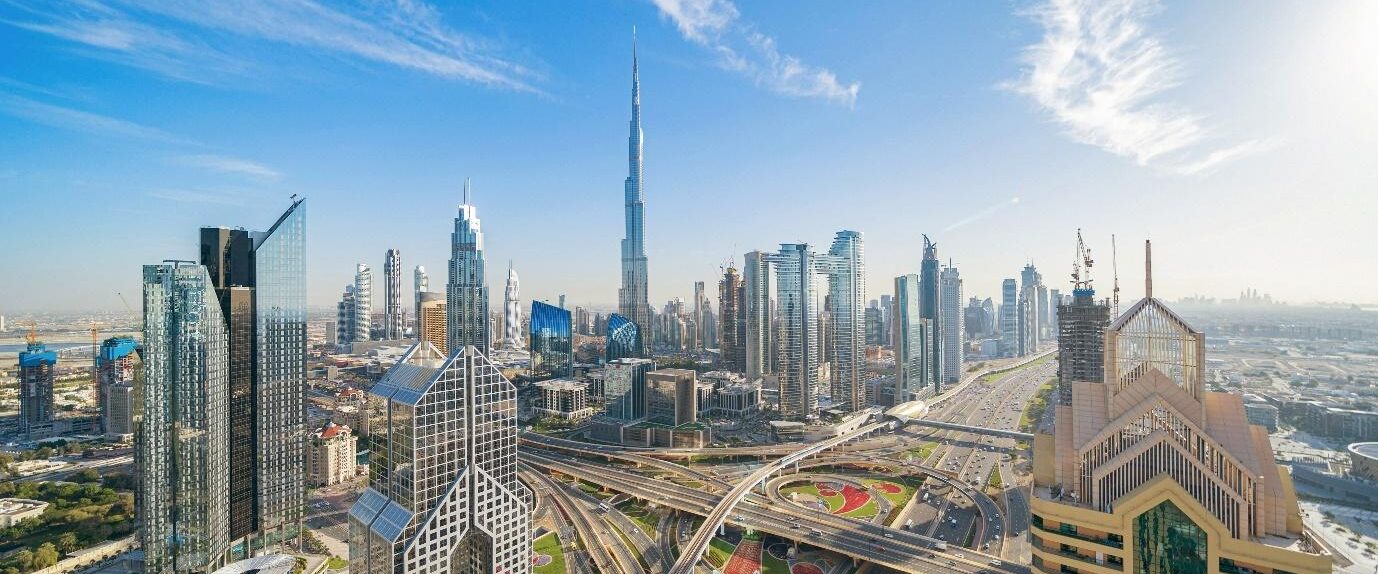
left=650, top=0, right=859, bottom=107
left=1009, top=0, right=1268, bottom=174
left=174, top=154, right=280, bottom=180
left=0, top=91, right=184, bottom=142
left=3, top=0, right=541, bottom=91
left=944, top=196, right=1021, bottom=233
left=145, top=188, right=247, bottom=206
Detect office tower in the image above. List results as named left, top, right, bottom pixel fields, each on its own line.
left=618, top=41, right=652, bottom=356
left=1048, top=288, right=1062, bottom=327
left=529, top=300, right=573, bottom=380
left=646, top=369, right=698, bottom=426
left=383, top=249, right=403, bottom=339
left=353, top=264, right=373, bottom=342
left=767, top=244, right=822, bottom=420
left=864, top=306, right=884, bottom=346
left=1037, top=284, right=1050, bottom=337
left=97, top=337, right=139, bottom=440
left=414, top=265, right=428, bottom=333
left=503, top=263, right=523, bottom=348
left=606, top=313, right=641, bottom=361
left=448, top=180, right=490, bottom=355
left=200, top=199, right=307, bottom=550
left=692, top=281, right=706, bottom=349
left=963, top=297, right=986, bottom=340
left=349, top=344, right=532, bottom=574
left=573, top=306, right=591, bottom=336
left=701, top=300, right=717, bottom=350
left=919, top=235, right=944, bottom=394
left=940, top=264, right=964, bottom=384
left=742, top=250, right=772, bottom=381
left=1056, top=287, right=1109, bottom=407
left=1000, top=279, right=1018, bottom=356
left=604, top=358, right=655, bottom=421
left=417, top=292, right=447, bottom=355
left=816, top=230, right=866, bottom=412
left=878, top=294, right=893, bottom=345
left=718, top=266, right=744, bottom=372
left=337, top=285, right=357, bottom=344
left=140, top=262, right=230, bottom=574
left=1030, top=243, right=1330, bottom=574
left=893, top=274, right=933, bottom=403
left=18, top=339, right=57, bottom=439
left=1018, top=263, right=1042, bottom=355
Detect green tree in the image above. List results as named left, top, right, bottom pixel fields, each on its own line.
left=73, top=468, right=101, bottom=483
left=56, top=533, right=78, bottom=554
left=13, top=550, right=33, bottom=572
left=33, top=543, right=59, bottom=569
left=35, top=447, right=53, bottom=459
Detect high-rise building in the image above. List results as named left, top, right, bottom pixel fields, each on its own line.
left=200, top=198, right=307, bottom=551
left=353, top=264, right=373, bottom=342
left=718, top=266, right=744, bottom=373
left=893, top=274, right=933, bottom=403
left=919, top=235, right=944, bottom=394
left=999, top=279, right=1018, bottom=357
left=18, top=340, right=57, bottom=439
left=864, top=305, right=884, bottom=346
left=337, top=285, right=357, bottom=345
left=693, top=281, right=706, bottom=350
left=1018, top=263, right=1042, bottom=355
left=606, top=313, right=642, bottom=362
left=97, top=337, right=139, bottom=440
left=767, top=244, right=822, bottom=420
left=417, top=292, right=447, bottom=355
left=1056, top=286, right=1109, bottom=406
left=349, top=343, right=531, bottom=574
left=1048, top=288, right=1062, bottom=327
left=604, top=357, right=654, bottom=421
left=817, top=230, right=866, bottom=412
left=448, top=180, right=490, bottom=355
left=503, top=263, right=523, bottom=348
left=140, top=262, right=230, bottom=574
left=646, top=369, right=698, bottom=426
left=964, top=297, right=989, bottom=340
left=307, top=423, right=356, bottom=488
left=878, top=294, right=893, bottom=346
left=1031, top=243, right=1331, bottom=574
left=742, top=250, right=772, bottom=381
left=530, top=300, right=573, bottom=380
left=383, top=249, right=403, bottom=339
left=413, top=265, right=428, bottom=334
left=940, top=264, right=964, bottom=384
left=619, top=40, right=651, bottom=356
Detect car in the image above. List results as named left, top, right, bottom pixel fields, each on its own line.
left=989, top=559, right=1003, bottom=566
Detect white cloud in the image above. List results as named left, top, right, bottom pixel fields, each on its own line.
left=176, top=154, right=281, bottom=180
left=650, top=0, right=859, bottom=107
left=146, top=189, right=247, bottom=205
left=1010, top=0, right=1268, bottom=173
left=0, top=92, right=183, bottom=142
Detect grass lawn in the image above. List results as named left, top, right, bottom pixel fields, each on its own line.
left=617, top=501, right=659, bottom=538
left=861, top=478, right=916, bottom=507
left=533, top=532, right=567, bottom=574
left=324, top=556, right=348, bottom=570
left=780, top=483, right=845, bottom=512
left=841, top=498, right=879, bottom=519
left=979, top=353, right=1054, bottom=385
left=707, top=537, right=736, bottom=568
left=906, top=441, right=937, bottom=462
left=987, top=468, right=1003, bottom=489
left=761, top=546, right=790, bottom=574
left=1019, top=376, right=1057, bottom=433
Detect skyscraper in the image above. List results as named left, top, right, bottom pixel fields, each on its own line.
left=18, top=339, right=56, bottom=439
left=893, top=274, right=933, bottom=403
left=417, top=292, right=447, bottom=355
left=413, top=265, right=428, bottom=333
left=693, top=281, right=706, bottom=349
left=349, top=343, right=532, bottom=574
left=1019, top=263, right=1042, bottom=355
left=817, top=230, right=866, bottom=412
left=619, top=39, right=651, bottom=356
left=718, top=266, right=744, bottom=373
left=742, top=250, right=772, bottom=381
left=878, top=293, right=893, bottom=346
left=604, top=357, right=654, bottom=421
left=529, top=300, right=572, bottom=380
left=919, top=235, right=944, bottom=394
left=200, top=198, right=307, bottom=550
left=999, top=278, right=1018, bottom=357
left=383, top=249, right=403, bottom=340
left=353, top=263, right=372, bottom=342
left=97, top=336, right=139, bottom=440
left=337, top=285, right=357, bottom=345
left=1056, top=287, right=1109, bottom=407
left=448, top=180, right=490, bottom=354
left=140, top=262, right=230, bottom=574
left=940, top=263, right=964, bottom=384
left=503, top=262, right=523, bottom=348
left=768, top=244, right=822, bottom=420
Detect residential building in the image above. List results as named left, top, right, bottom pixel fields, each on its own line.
left=646, top=369, right=697, bottom=426
left=383, top=249, right=403, bottom=339
left=348, top=343, right=531, bottom=574
left=503, top=262, right=523, bottom=348
left=337, top=285, right=357, bottom=345
left=742, top=250, right=773, bottom=381
left=0, top=499, right=48, bottom=528
left=1245, top=402, right=1280, bottom=432
left=353, top=264, right=372, bottom=342
left=893, top=274, right=933, bottom=403
left=816, top=230, right=866, bottom=412
left=618, top=42, right=651, bottom=356
left=999, top=279, right=1018, bottom=357
left=604, top=357, right=654, bottom=421
left=98, top=337, right=140, bottom=440
left=417, top=292, right=447, bottom=355
left=940, top=263, right=964, bottom=384
left=448, top=179, right=490, bottom=354
left=1018, top=263, right=1042, bottom=355
left=307, top=423, right=356, bottom=487
left=140, top=262, right=230, bottom=574
left=767, top=244, right=822, bottom=420
left=18, top=340, right=57, bottom=439
left=718, top=266, right=745, bottom=372
left=919, top=235, right=944, bottom=394
left=533, top=379, right=595, bottom=421
left=529, top=300, right=573, bottom=380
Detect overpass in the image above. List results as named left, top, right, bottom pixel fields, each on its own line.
left=905, top=418, right=1032, bottom=440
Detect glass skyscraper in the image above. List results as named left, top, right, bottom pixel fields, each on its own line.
left=448, top=180, right=490, bottom=354
left=742, top=250, right=772, bottom=381
left=18, top=340, right=56, bottom=439
left=604, top=357, right=654, bottom=421
left=606, top=313, right=641, bottom=362
left=383, top=249, right=403, bottom=340
left=768, top=244, right=822, bottom=420
left=619, top=40, right=651, bottom=356
left=893, top=274, right=933, bottom=403
left=940, top=264, right=964, bottom=384
left=816, top=231, right=866, bottom=411
left=919, top=235, right=943, bottom=395
left=529, top=300, right=572, bottom=380
left=140, top=262, right=230, bottom=574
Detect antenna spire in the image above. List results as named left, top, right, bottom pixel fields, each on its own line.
left=1144, top=239, right=1153, bottom=299
left=463, top=177, right=471, bottom=205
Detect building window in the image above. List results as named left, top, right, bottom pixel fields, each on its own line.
left=1134, top=500, right=1207, bottom=574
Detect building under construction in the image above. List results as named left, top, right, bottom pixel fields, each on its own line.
left=1055, top=231, right=1111, bottom=406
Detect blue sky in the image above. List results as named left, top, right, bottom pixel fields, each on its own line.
left=1, top=0, right=1374, bottom=313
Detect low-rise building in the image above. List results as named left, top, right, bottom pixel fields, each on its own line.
left=1244, top=401, right=1280, bottom=432
left=533, top=379, right=595, bottom=421
left=1350, top=442, right=1378, bottom=482
left=306, top=423, right=356, bottom=487
left=646, top=369, right=697, bottom=426
left=0, top=498, right=48, bottom=528
left=696, top=380, right=761, bottom=418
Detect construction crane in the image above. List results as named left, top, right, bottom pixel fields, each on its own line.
left=1071, top=228, right=1095, bottom=292
left=116, top=292, right=136, bottom=315
left=1111, top=234, right=1121, bottom=316
left=24, top=320, right=38, bottom=345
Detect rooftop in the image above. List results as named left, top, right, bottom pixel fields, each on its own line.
left=1349, top=442, right=1378, bottom=460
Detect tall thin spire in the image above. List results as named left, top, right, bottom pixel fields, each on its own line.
left=619, top=30, right=650, bottom=356
left=1144, top=239, right=1153, bottom=299
left=463, top=177, right=471, bottom=205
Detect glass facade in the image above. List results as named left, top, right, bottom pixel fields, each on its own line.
left=604, top=358, right=653, bottom=421
left=920, top=236, right=944, bottom=393
left=619, top=45, right=651, bottom=356
left=768, top=244, right=822, bottom=420
left=448, top=186, right=490, bottom=354
left=606, top=313, right=641, bottom=361
left=816, top=231, right=866, bottom=411
left=17, top=342, right=57, bottom=438
left=1134, top=500, right=1207, bottom=574
left=894, top=274, right=933, bottom=403
left=529, top=300, right=572, bottom=379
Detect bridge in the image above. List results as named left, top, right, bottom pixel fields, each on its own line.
left=905, top=418, right=1032, bottom=440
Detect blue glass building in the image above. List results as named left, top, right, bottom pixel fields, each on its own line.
left=529, top=300, right=572, bottom=380
left=18, top=341, right=58, bottom=438
left=606, top=313, right=642, bottom=362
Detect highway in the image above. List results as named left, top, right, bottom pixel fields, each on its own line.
left=523, top=463, right=634, bottom=574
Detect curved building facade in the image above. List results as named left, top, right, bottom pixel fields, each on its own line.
left=1350, top=442, right=1378, bottom=482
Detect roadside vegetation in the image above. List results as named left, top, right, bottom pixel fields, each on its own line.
left=0, top=478, right=136, bottom=573
left=1019, top=376, right=1058, bottom=433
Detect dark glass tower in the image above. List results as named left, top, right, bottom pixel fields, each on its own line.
left=529, top=300, right=573, bottom=380
left=199, top=198, right=307, bottom=552
left=919, top=235, right=943, bottom=394
left=606, top=313, right=642, bottom=362
left=18, top=341, right=57, bottom=439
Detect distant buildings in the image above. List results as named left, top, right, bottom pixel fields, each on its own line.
left=17, top=341, right=56, bottom=439
left=919, top=236, right=943, bottom=394
left=619, top=44, right=652, bottom=357
left=533, top=379, right=594, bottom=421
left=97, top=337, right=139, bottom=441
left=413, top=265, right=427, bottom=334
left=893, top=274, right=933, bottom=404
left=307, top=423, right=356, bottom=487
left=448, top=180, right=490, bottom=355
left=1018, top=263, right=1042, bottom=356
left=416, top=292, right=447, bottom=355
left=349, top=343, right=531, bottom=574
left=503, top=263, right=523, bottom=349
left=940, top=264, right=964, bottom=384
left=353, top=264, right=373, bottom=342
left=742, top=250, right=773, bottom=382
left=336, top=285, right=358, bottom=345
left=864, top=304, right=884, bottom=346
left=818, top=231, right=867, bottom=412
left=382, top=249, right=403, bottom=339
left=529, top=300, right=573, bottom=380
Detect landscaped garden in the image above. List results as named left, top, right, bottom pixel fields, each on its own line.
left=532, top=532, right=566, bottom=574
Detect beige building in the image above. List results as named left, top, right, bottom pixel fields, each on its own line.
left=1031, top=244, right=1330, bottom=574
left=307, top=422, right=357, bottom=487
left=533, top=379, right=595, bottom=421
left=0, top=498, right=48, bottom=528
left=417, top=291, right=447, bottom=355
left=646, top=369, right=697, bottom=426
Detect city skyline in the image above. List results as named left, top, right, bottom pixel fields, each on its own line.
left=2, top=1, right=1375, bottom=313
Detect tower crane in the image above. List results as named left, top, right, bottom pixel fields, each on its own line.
left=1071, top=228, right=1095, bottom=292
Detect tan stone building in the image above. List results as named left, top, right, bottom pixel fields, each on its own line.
left=417, top=291, right=447, bottom=355
left=646, top=368, right=697, bottom=426
left=307, top=422, right=357, bottom=487
left=1031, top=243, right=1330, bottom=574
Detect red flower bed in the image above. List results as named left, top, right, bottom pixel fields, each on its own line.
left=874, top=482, right=903, bottom=494
left=724, top=538, right=762, bottom=574
left=792, top=563, right=825, bottom=574
left=834, top=485, right=871, bottom=515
